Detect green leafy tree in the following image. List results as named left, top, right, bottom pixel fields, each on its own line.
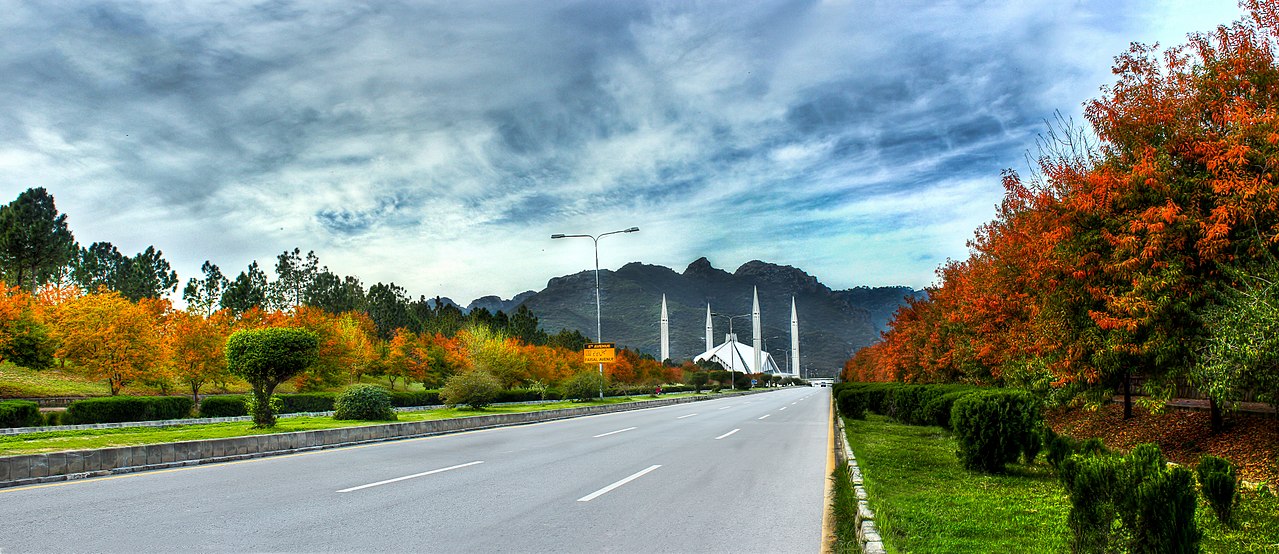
left=182, top=261, right=228, bottom=316
left=304, top=270, right=366, bottom=314
left=507, top=305, right=544, bottom=345
left=72, top=242, right=177, bottom=301
left=0, top=187, right=77, bottom=291
left=221, top=261, right=269, bottom=316
left=225, top=327, right=319, bottom=427
left=440, top=369, right=502, bottom=409
left=269, top=248, right=319, bottom=311
left=365, top=282, right=412, bottom=339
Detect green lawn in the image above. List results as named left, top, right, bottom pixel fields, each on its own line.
left=0, top=395, right=695, bottom=456
left=0, top=363, right=113, bottom=397
left=839, top=414, right=1279, bottom=553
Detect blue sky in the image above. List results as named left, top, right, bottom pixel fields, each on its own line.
left=0, top=0, right=1246, bottom=303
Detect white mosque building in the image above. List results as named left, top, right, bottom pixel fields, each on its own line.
left=658, top=287, right=800, bottom=377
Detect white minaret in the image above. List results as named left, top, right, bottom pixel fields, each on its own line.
left=705, top=303, right=713, bottom=353
left=791, top=297, right=801, bottom=378
left=660, top=294, right=669, bottom=362
left=752, top=286, right=762, bottom=374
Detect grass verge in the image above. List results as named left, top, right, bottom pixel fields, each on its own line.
left=841, top=414, right=1279, bottom=553
left=0, top=394, right=695, bottom=456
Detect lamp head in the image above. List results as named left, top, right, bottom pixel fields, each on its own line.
left=625, top=227, right=640, bottom=232
left=550, top=234, right=566, bottom=239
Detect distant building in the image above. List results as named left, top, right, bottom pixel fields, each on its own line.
left=693, top=334, right=784, bottom=375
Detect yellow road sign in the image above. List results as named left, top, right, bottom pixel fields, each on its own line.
left=584, top=342, right=616, bottom=364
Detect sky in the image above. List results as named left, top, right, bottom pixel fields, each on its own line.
left=0, top=0, right=1248, bottom=304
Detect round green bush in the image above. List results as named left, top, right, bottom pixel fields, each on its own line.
left=441, top=370, right=502, bottom=408
left=334, top=384, right=396, bottom=421
left=564, top=370, right=605, bottom=401
left=950, top=389, right=1042, bottom=473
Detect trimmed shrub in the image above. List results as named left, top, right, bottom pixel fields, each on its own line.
left=388, top=390, right=442, bottom=408
left=565, top=371, right=606, bottom=401
left=277, top=393, right=336, bottom=413
left=66, top=396, right=195, bottom=424
left=922, top=390, right=976, bottom=429
left=0, top=400, right=42, bottom=428
left=1197, top=454, right=1238, bottom=525
left=198, top=396, right=248, bottom=417
left=836, top=388, right=867, bottom=419
left=950, top=389, right=1042, bottom=473
left=441, top=370, right=502, bottom=408
left=334, top=384, right=396, bottom=421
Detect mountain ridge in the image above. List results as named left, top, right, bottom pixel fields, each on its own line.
left=466, top=259, right=920, bottom=378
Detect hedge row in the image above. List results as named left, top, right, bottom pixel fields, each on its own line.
left=0, top=400, right=42, bottom=428
left=833, top=382, right=979, bottom=428
left=66, top=396, right=196, bottom=424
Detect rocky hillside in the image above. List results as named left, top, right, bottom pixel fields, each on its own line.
left=485, top=258, right=917, bottom=378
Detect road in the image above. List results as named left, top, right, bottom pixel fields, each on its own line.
left=0, top=387, right=831, bottom=553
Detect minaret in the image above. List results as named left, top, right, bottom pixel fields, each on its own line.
left=752, top=287, right=762, bottom=374
left=705, top=303, right=713, bottom=353
left=660, top=294, right=669, bottom=362
left=791, top=297, right=801, bottom=378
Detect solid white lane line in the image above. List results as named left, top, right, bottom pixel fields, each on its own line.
left=716, top=429, right=740, bottom=440
left=677, top=413, right=699, bottom=419
left=758, top=414, right=771, bottom=420
left=593, top=427, right=637, bottom=438
left=577, top=465, right=662, bottom=502
left=337, top=461, right=483, bottom=493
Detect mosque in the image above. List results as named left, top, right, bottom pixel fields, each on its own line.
left=657, top=287, right=799, bottom=377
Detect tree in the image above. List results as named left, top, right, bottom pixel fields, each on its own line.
left=269, top=248, right=319, bottom=311
left=165, top=308, right=231, bottom=404
left=304, top=270, right=365, bottom=314
left=225, top=327, right=319, bottom=427
left=72, top=242, right=178, bottom=301
left=0, top=187, right=77, bottom=291
left=183, top=261, right=228, bottom=316
left=507, top=305, right=545, bottom=345
left=221, top=261, right=269, bottom=316
left=365, top=282, right=412, bottom=339
left=52, top=290, right=164, bottom=395
left=0, top=282, right=54, bottom=370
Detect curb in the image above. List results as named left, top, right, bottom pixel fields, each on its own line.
left=834, top=415, right=886, bottom=554
left=0, top=390, right=768, bottom=490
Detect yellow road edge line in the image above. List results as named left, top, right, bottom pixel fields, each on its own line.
left=821, top=392, right=836, bottom=553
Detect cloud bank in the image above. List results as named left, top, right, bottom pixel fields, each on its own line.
left=0, top=0, right=1244, bottom=302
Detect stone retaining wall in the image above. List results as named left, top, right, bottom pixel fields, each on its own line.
left=835, top=416, right=886, bottom=554
left=0, top=392, right=754, bottom=489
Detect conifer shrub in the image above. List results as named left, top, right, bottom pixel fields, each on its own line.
left=42, top=410, right=64, bottom=426
left=66, top=396, right=194, bottom=424
left=1043, top=426, right=1078, bottom=469
left=836, top=388, right=867, bottom=419
left=950, top=389, right=1042, bottom=473
left=0, top=399, right=41, bottom=428
left=1197, top=454, right=1238, bottom=525
left=441, top=370, right=502, bottom=408
left=198, top=395, right=248, bottom=417
left=1059, top=443, right=1201, bottom=554
left=921, top=389, right=977, bottom=429
left=333, top=384, right=395, bottom=421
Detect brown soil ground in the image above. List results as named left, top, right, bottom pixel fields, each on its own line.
left=1046, top=403, right=1279, bottom=489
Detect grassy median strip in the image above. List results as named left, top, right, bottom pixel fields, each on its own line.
left=841, top=414, right=1279, bottom=553
left=0, top=395, right=696, bottom=456
left=842, top=414, right=1068, bottom=553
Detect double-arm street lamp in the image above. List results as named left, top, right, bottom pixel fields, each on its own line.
left=711, top=312, right=752, bottom=391
left=551, top=227, right=640, bottom=399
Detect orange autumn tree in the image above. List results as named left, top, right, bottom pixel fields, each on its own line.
left=0, top=281, right=55, bottom=370
left=52, top=289, right=163, bottom=395
left=165, top=308, right=232, bottom=403
left=384, top=327, right=430, bottom=390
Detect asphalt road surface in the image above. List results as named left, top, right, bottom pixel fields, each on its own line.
left=1, top=387, right=831, bottom=553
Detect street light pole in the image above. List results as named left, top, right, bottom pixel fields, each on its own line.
left=551, top=227, right=640, bottom=399
left=712, top=312, right=751, bottom=391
